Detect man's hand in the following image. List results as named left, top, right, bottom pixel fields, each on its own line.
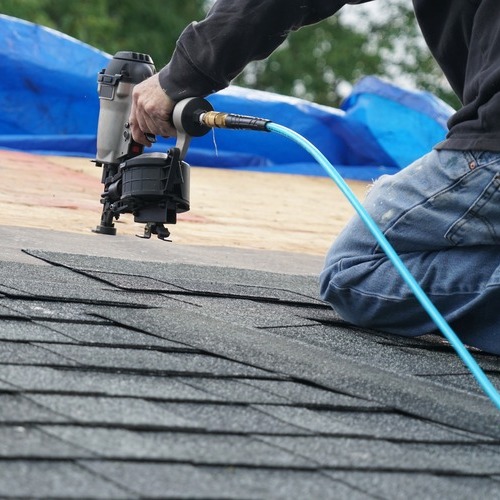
left=129, top=73, right=177, bottom=146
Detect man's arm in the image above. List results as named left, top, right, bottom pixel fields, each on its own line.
left=129, top=0, right=373, bottom=145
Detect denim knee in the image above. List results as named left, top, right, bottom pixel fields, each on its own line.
left=319, top=149, right=500, bottom=351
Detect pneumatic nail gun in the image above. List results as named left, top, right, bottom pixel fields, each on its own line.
left=93, top=51, right=213, bottom=240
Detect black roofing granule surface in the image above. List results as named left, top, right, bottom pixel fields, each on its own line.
left=0, top=250, right=499, bottom=499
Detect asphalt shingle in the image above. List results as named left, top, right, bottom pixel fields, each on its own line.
left=0, top=461, right=133, bottom=498
left=0, top=244, right=498, bottom=499
left=79, top=461, right=368, bottom=500
left=42, top=426, right=313, bottom=467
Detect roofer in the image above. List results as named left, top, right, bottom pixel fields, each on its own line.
left=129, top=1, right=500, bottom=355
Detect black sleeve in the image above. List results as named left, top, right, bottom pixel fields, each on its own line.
left=159, top=0, right=373, bottom=100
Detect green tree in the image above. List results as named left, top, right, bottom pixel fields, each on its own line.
left=352, top=1, right=460, bottom=109
left=236, top=2, right=459, bottom=109
left=0, top=0, right=208, bottom=67
left=235, top=16, right=384, bottom=108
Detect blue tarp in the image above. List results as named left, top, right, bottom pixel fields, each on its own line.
left=0, top=14, right=455, bottom=180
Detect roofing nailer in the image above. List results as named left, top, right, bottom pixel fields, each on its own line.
left=93, top=51, right=213, bottom=240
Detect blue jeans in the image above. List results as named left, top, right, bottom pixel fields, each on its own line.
left=320, top=149, right=500, bottom=355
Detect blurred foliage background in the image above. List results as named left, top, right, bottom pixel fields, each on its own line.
left=0, top=0, right=459, bottom=109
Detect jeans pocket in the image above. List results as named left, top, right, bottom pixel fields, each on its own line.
left=445, top=172, right=500, bottom=245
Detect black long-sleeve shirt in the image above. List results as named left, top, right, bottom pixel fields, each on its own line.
left=159, top=0, right=500, bottom=152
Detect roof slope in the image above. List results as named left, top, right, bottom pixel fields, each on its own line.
left=0, top=227, right=499, bottom=499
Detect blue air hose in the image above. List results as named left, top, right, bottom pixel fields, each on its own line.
left=266, top=121, right=500, bottom=411
left=195, top=105, right=500, bottom=410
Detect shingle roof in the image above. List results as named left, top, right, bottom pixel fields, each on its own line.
left=1, top=226, right=499, bottom=499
